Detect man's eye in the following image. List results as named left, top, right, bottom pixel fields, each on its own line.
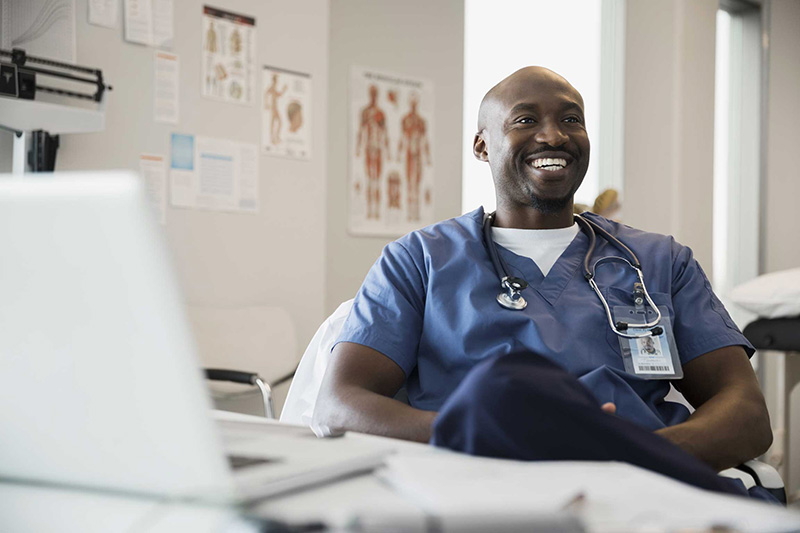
left=517, top=117, right=535, bottom=124
left=564, top=116, right=582, bottom=123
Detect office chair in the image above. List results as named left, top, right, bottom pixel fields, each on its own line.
left=205, top=368, right=294, bottom=419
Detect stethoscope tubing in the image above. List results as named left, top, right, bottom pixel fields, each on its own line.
left=483, top=212, right=662, bottom=338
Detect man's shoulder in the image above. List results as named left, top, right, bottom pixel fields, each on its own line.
left=580, top=212, right=678, bottom=248
left=392, top=208, right=484, bottom=255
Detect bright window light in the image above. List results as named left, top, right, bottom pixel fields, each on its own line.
left=462, top=0, right=602, bottom=214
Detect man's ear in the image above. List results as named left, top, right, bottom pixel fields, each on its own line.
left=473, top=132, right=489, bottom=162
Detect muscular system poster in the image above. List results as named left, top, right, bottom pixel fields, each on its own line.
left=349, top=67, right=435, bottom=236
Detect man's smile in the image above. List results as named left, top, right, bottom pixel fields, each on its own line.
left=530, top=157, right=568, bottom=171
left=523, top=151, right=576, bottom=179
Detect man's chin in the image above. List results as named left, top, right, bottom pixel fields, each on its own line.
left=528, top=194, right=572, bottom=214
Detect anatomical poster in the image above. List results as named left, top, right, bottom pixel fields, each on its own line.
left=261, top=66, right=312, bottom=160
left=349, top=66, right=435, bottom=237
left=201, top=5, right=255, bottom=105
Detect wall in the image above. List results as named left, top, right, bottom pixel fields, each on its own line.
left=761, top=0, right=800, bottom=497
left=2, top=0, right=330, bottom=383
left=623, top=0, right=718, bottom=272
left=763, top=0, right=800, bottom=274
left=325, top=0, right=465, bottom=313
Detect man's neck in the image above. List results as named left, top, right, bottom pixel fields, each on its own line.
left=493, top=202, right=575, bottom=230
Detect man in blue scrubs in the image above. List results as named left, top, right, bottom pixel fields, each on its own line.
left=313, top=67, right=772, bottom=496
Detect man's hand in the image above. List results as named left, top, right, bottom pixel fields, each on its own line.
left=655, top=346, right=772, bottom=472
left=312, top=342, right=437, bottom=442
left=601, top=402, right=617, bottom=415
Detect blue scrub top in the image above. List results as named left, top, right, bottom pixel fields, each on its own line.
left=336, top=207, right=754, bottom=431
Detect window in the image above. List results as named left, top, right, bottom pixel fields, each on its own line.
left=462, top=0, right=623, bottom=214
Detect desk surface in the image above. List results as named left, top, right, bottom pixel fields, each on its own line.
left=3, top=411, right=799, bottom=533
left=220, top=412, right=800, bottom=533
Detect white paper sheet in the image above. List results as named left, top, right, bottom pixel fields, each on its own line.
left=201, top=5, right=256, bottom=105
left=139, top=153, right=167, bottom=224
left=169, top=133, right=259, bottom=213
left=262, top=66, right=312, bottom=160
left=154, top=51, right=179, bottom=124
left=88, top=0, right=118, bottom=28
left=151, top=0, right=173, bottom=49
left=380, top=456, right=800, bottom=533
left=1, top=0, right=77, bottom=63
left=123, top=0, right=152, bottom=45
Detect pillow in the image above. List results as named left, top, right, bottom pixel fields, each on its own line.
left=728, top=267, right=800, bottom=319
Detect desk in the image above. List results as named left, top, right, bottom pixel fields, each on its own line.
left=214, top=412, right=800, bottom=533
left=3, top=412, right=799, bottom=532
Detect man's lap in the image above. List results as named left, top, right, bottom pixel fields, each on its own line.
left=430, top=350, right=758, bottom=499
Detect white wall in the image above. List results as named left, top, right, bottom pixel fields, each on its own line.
left=623, top=0, right=718, bottom=272
left=325, top=0, right=465, bottom=313
left=2, top=0, right=330, bottom=381
left=0, top=0, right=467, bottom=391
left=763, top=0, right=800, bottom=274
left=761, top=0, right=800, bottom=498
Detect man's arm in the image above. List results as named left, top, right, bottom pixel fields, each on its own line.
left=312, top=341, right=437, bottom=442
left=656, top=345, right=772, bottom=471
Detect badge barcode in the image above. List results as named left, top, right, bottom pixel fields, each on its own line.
left=638, top=365, right=670, bottom=372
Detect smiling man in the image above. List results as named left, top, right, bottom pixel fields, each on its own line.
left=314, top=67, right=772, bottom=498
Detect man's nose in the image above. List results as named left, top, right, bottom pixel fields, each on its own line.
left=534, top=120, right=568, bottom=146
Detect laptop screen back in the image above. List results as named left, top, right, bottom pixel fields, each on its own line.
left=0, top=173, right=233, bottom=499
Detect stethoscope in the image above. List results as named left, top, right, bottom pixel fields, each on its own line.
left=483, top=212, right=663, bottom=339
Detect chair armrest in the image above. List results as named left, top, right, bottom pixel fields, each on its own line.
left=205, top=368, right=260, bottom=385
left=727, top=460, right=787, bottom=505
left=204, top=368, right=274, bottom=419
left=740, top=460, right=784, bottom=490
left=719, top=467, right=756, bottom=489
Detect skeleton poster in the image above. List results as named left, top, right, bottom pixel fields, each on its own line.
left=262, top=66, right=312, bottom=160
left=349, top=67, right=435, bottom=236
left=201, top=5, right=255, bottom=105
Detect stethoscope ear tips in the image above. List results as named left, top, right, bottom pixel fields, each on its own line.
left=650, top=327, right=663, bottom=336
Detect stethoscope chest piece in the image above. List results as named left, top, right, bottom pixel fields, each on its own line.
left=497, top=276, right=528, bottom=310
left=497, top=291, right=527, bottom=310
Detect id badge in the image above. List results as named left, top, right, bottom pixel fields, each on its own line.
left=613, top=305, right=683, bottom=380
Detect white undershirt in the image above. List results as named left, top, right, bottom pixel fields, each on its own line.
left=491, top=223, right=580, bottom=276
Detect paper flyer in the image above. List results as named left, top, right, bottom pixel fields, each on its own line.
left=123, top=0, right=152, bottom=45
left=201, top=5, right=256, bottom=105
left=139, top=153, right=167, bottom=224
left=88, top=0, right=118, bottom=28
left=154, top=51, right=179, bottom=124
left=170, top=133, right=259, bottom=213
left=349, top=67, right=435, bottom=236
left=152, top=0, right=173, bottom=48
left=123, top=0, right=172, bottom=48
left=262, top=66, right=312, bottom=160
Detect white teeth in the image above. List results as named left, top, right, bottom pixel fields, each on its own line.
left=531, top=157, right=567, bottom=169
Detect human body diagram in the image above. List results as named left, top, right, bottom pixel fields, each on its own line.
left=397, top=94, right=431, bottom=221
left=265, top=74, right=288, bottom=145
left=356, top=85, right=390, bottom=220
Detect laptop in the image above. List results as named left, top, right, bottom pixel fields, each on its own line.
left=0, top=172, right=389, bottom=503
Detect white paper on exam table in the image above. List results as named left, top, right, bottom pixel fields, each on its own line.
left=380, top=456, right=800, bottom=533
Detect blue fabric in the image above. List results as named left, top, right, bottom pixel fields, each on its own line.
left=431, top=350, right=750, bottom=498
left=336, top=207, right=755, bottom=431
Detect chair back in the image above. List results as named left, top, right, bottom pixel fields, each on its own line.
left=281, top=300, right=353, bottom=425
